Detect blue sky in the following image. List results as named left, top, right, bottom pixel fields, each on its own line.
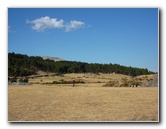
left=8, top=8, right=158, bottom=72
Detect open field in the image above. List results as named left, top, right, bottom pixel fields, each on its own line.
left=8, top=83, right=158, bottom=121
left=28, top=73, right=156, bottom=85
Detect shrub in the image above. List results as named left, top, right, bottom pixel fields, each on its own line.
left=103, top=81, right=118, bottom=87
left=139, top=78, right=142, bottom=81
left=77, top=80, right=85, bottom=84
left=19, top=77, right=28, bottom=82
left=52, top=81, right=59, bottom=84
left=19, top=78, right=24, bottom=82
left=10, top=77, right=17, bottom=82
left=24, top=77, right=29, bottom=82
left=120, top=82, right=129, bottom=87
left=51, top=80, right=85, bottom=84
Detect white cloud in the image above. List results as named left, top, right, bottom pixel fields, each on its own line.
left=26, top=16, right=64, bottom=32
left=65, top=20, right=85, bottom=32
left=27, top=16, right=85, bottom=32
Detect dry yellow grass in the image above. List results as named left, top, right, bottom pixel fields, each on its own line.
left=29, top=73, right=133, bottom=84
left=8, top=84, right=158, bottom=122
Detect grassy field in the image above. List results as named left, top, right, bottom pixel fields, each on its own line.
left=8, top=81, right=158, bottom=121
left=28, top=73, right=155, bottom=85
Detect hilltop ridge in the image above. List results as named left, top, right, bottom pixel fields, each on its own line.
left=8, top=52, right=155, bottom=77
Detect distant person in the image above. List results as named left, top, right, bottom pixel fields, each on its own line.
left=72, top=79, right=76, bottom=87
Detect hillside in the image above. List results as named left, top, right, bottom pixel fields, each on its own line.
left=8, top=52, right=155, bottom=77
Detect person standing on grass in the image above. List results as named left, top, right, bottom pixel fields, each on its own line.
left=72, top=78, right=76, bottom=87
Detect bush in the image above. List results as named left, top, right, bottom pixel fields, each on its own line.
left=52, top=81, right=59, bottom=84
left=120, top=82, right=129, bottom=87
left=10, top=77, right=17, bottom=82
left=19, top=78, right=24, bottom=82
left=51, top=80, right=85, bottom=84
left=19, top=77, right=29, bottom=82
left=139, top=78, right=142, bottom=81
left=59, top=74, right=64, bottom=77
left=77, top=80, right=85, bottom=84
left=103, top=81, right=118, bottom=87
left=24, top=77, right=29, bottom=82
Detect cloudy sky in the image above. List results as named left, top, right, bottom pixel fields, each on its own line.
left=8, top=8, right=158, bottom=72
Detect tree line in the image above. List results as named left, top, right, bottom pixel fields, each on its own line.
left=8, top=52, right=154, bottom=77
